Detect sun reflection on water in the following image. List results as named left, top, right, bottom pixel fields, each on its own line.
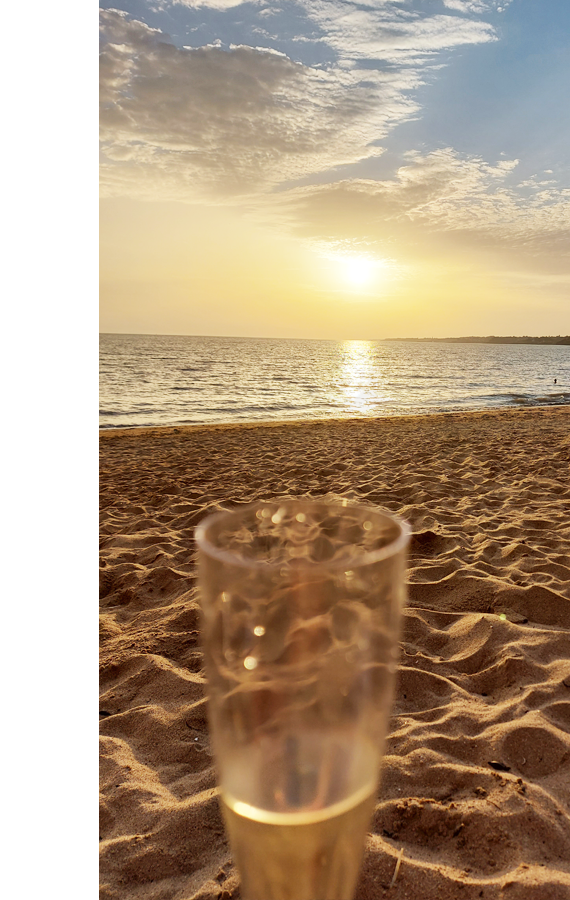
left=340, top=340, right=387, bottom=415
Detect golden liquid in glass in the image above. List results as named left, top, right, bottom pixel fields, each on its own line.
left=221, top=780, right=376, bottom=900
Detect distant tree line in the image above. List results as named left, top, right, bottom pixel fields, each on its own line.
left=385, top=336, right=570, bottom=345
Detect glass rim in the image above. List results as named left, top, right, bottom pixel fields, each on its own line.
left=195, top=498, right=410, bottom=572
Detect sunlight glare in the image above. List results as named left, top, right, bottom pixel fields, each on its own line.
left=340, top=340, right=382, bottom=415
left=310, top=241, right=402, bottom=298
left=344, top=256, right=376, bottom=286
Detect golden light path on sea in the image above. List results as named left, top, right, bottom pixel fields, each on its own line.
left=339, top=340, right=388, bottom=416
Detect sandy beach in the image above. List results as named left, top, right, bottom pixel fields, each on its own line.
left=100, top=406, right=570, bottom=900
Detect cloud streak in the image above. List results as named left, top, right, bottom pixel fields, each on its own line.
left=172, top=1, right=249, bottom=9
left=442, top=1, right=512, bottom=14
left=304, top=1, right=497, bottom=63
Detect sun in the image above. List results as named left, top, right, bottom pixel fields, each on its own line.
left=343, top=256, right=376, bottom=286
left=311, top=242, right=399, bottom=294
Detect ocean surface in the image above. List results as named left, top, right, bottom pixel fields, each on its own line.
left=99, top=333, right=570, bottom=429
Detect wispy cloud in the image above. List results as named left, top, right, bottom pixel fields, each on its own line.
left=277, top=149, right=570, bottom=259
left=172, top=0, right=249, bottom=8
left=304, top=1, right=497, bottom=63
left=442, top=1, right=512, bottom=14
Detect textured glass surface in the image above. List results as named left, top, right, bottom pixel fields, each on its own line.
left=196, top=499, right=409, bottom=900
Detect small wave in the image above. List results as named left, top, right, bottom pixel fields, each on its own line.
left=100, top=406, right=164, bottom=416
left=99, top=421, right=160, bottom=429
left=205, top=404, right=299, bottom=414
left=505, top=391, right=570, bottom=407
left=506, top=393, right=531, bottom=403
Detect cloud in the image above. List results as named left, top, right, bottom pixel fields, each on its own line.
left=302, top=1, right=497, bottom=62
left=442, top=1, right=513, bottom=13
left=442, top=1, right=491, bottom=13
left=277, top=149, right=570, bottom=260
left=100, top=1, right=503, bottom=200
left=172, top=0, right=249, bottom=9
left=100, top=4, right=565, bottom=264
left=100, top=9, right=424, bottom=199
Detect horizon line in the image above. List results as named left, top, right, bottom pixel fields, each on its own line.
left=99, top=332, right=570, bottom=343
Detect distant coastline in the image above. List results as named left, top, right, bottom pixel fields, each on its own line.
left=385, top=336, right=570, bottom=345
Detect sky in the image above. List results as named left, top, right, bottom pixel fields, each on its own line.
left=99, top=0, right=570, bottom=339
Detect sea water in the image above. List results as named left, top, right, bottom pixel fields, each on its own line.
left=99, top=333, right=569, bottom=429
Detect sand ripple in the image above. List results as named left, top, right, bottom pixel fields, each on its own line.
left=100, top=408, right=570, bottom=899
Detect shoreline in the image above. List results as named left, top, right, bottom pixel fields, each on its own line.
left=100, top=405, right=570, bottom=900
left=99, top=402, right=570, bottom=440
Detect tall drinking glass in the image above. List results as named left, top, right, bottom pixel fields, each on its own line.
left=196, top=498, right=409, bottom=900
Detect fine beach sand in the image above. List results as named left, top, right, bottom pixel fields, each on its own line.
left=100, top=406, right=570, bottom=900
